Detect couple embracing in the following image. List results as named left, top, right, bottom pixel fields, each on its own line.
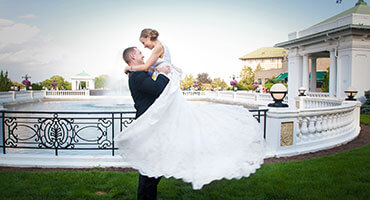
left=116, top=28, right=265, bottom=200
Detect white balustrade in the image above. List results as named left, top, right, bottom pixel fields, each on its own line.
left=307, top=92, right=330, bottom=98
left=266, top=100, right=361, bottom=157
left=296, top=96, right=342, bottom=109
left=0, top=91, right=45, bottom=105
left=296, top=102, right=359, bottom=143
left=45, top=90, right=89, bottom=96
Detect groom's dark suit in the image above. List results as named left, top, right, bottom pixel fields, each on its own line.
left=128, top=71, right=169, bottom=200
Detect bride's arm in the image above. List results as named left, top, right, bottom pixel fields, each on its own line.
left=125, top=45, right=163, bottom=73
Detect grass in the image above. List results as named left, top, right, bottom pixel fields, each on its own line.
left=360, top=114, right=370, bottom=125
left=0, top=144, right=369, bottom=200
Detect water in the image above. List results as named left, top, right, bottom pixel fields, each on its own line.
left=6, top=99, right=135, bottom=112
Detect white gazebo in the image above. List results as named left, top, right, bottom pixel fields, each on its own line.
left=276, top=0, right=370, bottom=107
left=71, top=71, right=95, bottom=90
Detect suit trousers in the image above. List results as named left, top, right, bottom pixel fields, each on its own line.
left=137, top=174, right=162, bottom=200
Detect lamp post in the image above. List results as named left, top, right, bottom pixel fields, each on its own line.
left=344, top=86, right=358, bottom=101
left=298, top=87, right=306, bottom=96
left=268, top=83, right=288, bottom=107
left=230, top=74, right=238, bottom=92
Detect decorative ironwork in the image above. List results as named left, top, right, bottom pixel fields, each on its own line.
left=249, top=109, right=268, bottom=138
left=0, top=109, right=267, bottom=156
left=0, top=111, right=135, bottom=156
left=122, top=119, right=134, bottom=128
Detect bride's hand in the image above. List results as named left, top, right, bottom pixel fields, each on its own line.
left=124, top=66, right=130, bottom=75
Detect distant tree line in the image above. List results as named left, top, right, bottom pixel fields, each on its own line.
left=180, top=73, right=228, bottom=91
left=0, top=70, right=12, bottom=91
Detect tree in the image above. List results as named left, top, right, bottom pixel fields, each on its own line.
left=196, top=73, right=212, bottom=86
left=255, top=64, right=262, bottom=72
left=180, top=74, right=195, bottom=90
left=264, top=76, right=276, bottom=91
left=361, top=90, right=370, bottom=114
left=211, top=78, right=228, bottom=90
left=42, top=75, right=71, bottom=90
left=31, top=82, right=43, bottom=90
left=237, top=66, right=255, bottom=90
left=95, top=74, right=109, bottom=89
left=0, top=70, right=12, bottom=91
left=200, top=83, right=212, bottom=91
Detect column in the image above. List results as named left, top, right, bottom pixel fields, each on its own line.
left=310, top=57, right=317, bottom=92
left=329, top=50, right=337, bottom=97
left=287, top=49, right=303, bottom=107
left=72, top=80, right=76, bottom=90
left=90, top=80, right=95, bottom=89
left=302, top=55, right=309, bottom=89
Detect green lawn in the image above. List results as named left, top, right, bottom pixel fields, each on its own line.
left=0, top=144, right=369, bottom=200
left=360, top=114, right=370, bottom=125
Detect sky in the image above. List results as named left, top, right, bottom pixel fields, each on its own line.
left=0, top=0, right=362, bottom=84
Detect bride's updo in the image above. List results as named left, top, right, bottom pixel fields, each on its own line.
left=140, top=28, right=159, bottom=41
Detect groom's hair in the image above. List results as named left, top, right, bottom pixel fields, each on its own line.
left=122, top=47, right=137, bottom=64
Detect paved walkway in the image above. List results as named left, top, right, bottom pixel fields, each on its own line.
left=0, top=124, right=369, bottom=172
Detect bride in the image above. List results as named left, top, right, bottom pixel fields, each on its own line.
left=116, top=28, right=265, bottom=190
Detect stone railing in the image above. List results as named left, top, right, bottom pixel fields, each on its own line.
left=182, top=91, right=274, bottom=107
left=307, top=92, right=330, bottom=98
left=45, top=90, right=89, bottom=97
left=295, top=96, right=343, bottom=109
left=265, top=101, right=361, bottom=157
left=0, top=91, right=44, bottom=105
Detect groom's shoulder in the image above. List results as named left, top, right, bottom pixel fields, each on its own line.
left=129, top=71, right=146, bottom=76
left=129, top=71, right=147, bottom=80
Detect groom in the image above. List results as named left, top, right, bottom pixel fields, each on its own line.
left=122, top=47, right=170, bottom=200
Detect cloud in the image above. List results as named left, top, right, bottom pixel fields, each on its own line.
left=0, top=19, right=13, bottom=26
left=19, top=14, right=39, bottom=19
left=0, top=18, right=64, bottom=82
left=0, top=19, right=40, bottom=44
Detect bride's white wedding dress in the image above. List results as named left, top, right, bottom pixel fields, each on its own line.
left=116, top=44, right=265, bottom=190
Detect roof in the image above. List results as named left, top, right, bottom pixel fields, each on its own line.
left=74, top=71, right=91, bottom=77
left=275, top=24, right=370, bottom=48
left=274, top=71, right=327, bottom=82
left=273, top=72, right=288, bottom=81
left=239, top=47, right=288, bottom=60
left=314, top=0, right=370, bottom=27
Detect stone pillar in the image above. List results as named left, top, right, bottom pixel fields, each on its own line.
left=329, top=50, right=337, bottom=97
left=302, top=55, right=309, bottom=90
left=310, top=57, right=317, bottom=92
left=287, top=48, right=303, bottom=107
left=265, top=108, right=299, bottom=157
left=90, top=80, right=95, bottom=89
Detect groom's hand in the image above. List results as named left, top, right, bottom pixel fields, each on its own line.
left=124, top=66, right=130, bottom=75
left=157, top=66, right=170, bottom=75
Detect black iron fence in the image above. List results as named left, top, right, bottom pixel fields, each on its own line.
left=0, top=109, right=267, bottom=156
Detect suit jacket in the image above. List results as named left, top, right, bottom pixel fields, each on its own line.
left=128, top=71, right=169, bottom=119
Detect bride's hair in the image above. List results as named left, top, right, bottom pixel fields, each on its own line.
left=140, top=28, right=159, bottom=41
